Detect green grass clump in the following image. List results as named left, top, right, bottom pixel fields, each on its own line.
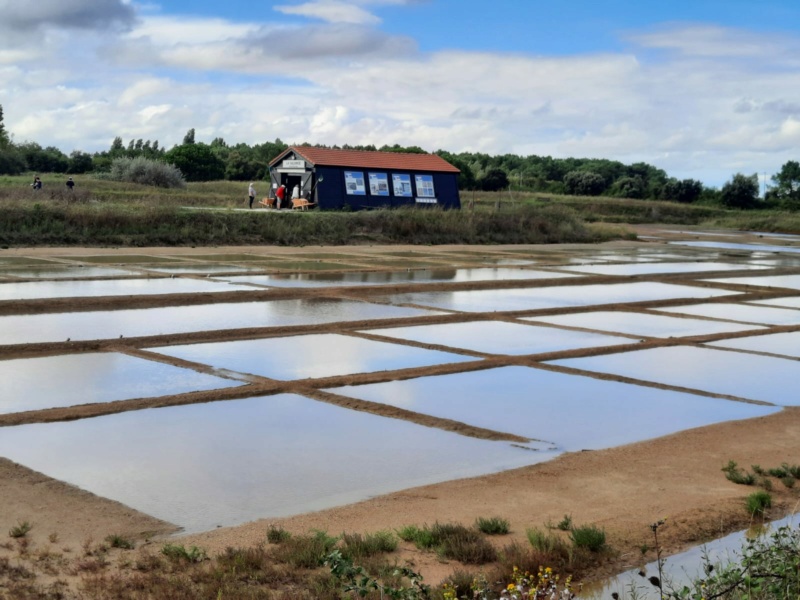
left=271, top=530, right=338, bottom=569
left=781, top=476, right=796, bottom=489
left=339, top=531, right=397, bottom=560
left=745, top=491, right=772, bottom=516
left=105, top=534, right=135, bottom=550
left=569, top=525, right=607, bottom=552
left=161, top=543, right=207, bottom=563
left=475, top=517, right=510, bottom=535
left=526, top=527, right=571, bottom=558
left=722, top=460, right=756, bottom=485
left=394, top=523, right=496, bottom=564
left=266, top=525, right=291, bottom=544
left=8, top=521, right=32, bottom=539
left=555, top=514, right=573, bottom=531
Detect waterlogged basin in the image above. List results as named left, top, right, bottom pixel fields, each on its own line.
left=525, top=311, right=765, bottom=338
left=0, top=352, right=241, bottom=414
left=60, top=255, right=187, bottom=264
left=0, top=395, right=543, bottom=532
left=380, top=282, right=737, bottom=313
left=328, top=366, right=777, bottom=450
left=709, top=331, right=800, bottom=359
left=671, top=241, right=800, bottom=254
left=550, top=346, right=799, bottom=405
left=219, top=268, right=577, bottom=289
left=141, top=264, right=262, bottom=275
left=559, top=262, right=768, bottom=276
left=361, top=321, right=633, bottom=355
left=704, top=274, right=800, bottom=290
left=0, top=299, right=442, bottom=345
left=753, top=296, right=800, bottom=309
left=0, top=266, right=137, bottom=279
left=0, top=277, right=255, bottom=301
left=147, top=334, right=474, bottom=380
left=655, top=303, right=800, bottom=326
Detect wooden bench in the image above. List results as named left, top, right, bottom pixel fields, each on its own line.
left=259, top=197, right=276, bottom=208
left=291, top=198, right=316, bottom=210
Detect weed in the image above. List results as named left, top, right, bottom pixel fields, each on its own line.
left=394, top=522, right=496, bottom=564
left=526, top=527, right=571, bottom=558
left=271, top=530, right=338, bottom=569
left=722, top=460, right=756, bottom=485
left=9, top=521, right=32, bottom=538
left=781, top=475, right=796, bottom=488
left=475, top=516, right=510, bottom=535
left=745, top=490, right=772, bottom=516
left=569, top=525, right=607, bottom=552
left=266, top=524, right=291, bottom=544
left=556, top=514, right=573, bottom=531
left=161, top=543, right=207, bottom=563
left=48, top=532, right=59, bottom=544
left=340, top=531, right=398, bottom=559
left=105, top=534, right=135, bottom=550
left=752, top=464, right=766, bottom=475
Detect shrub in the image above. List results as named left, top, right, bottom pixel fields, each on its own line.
left=393, top=523, right=496, bottom=564
left=475, top=517, right=510, bottom=535
left=526, top=527, right=571, bottom=558
left=8, top=521, right=32, bottom=538
left=266, top=525, right=291, bottom=544
left=781, top=476, right=796, bottom=489
left=745, top=491, right=772, bottom=516
left=160, top=543, right=207, bottom=563
left=105, top=534, right=135, bottom=549
left=271, top=530, right=338, bottom=569
left=722, top=460, right=756, bottom=485
left=108, top=156, right=186, bottom=188
left=569, top=525, right=606, bottom=552
left=555, top=514, right=573, bottom=531
left=340, top=531, right=397, bottom=559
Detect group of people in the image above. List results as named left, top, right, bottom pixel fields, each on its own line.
left=247, top=182, right=301, bottom=209
left=30, top=176, right=74, bottom=190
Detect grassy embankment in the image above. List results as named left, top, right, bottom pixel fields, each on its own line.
left=2, top=174, right=799, bottom=247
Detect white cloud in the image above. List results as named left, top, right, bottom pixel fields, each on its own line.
left=275, top=1, right=381, bottom=25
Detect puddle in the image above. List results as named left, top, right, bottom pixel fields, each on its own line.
left=140, top=264, right=262, bottom=274
left=0, top=299, right=442, bottom=346
left=671, top=241, right=800, bottom=254
left=219, top=268, right=578, bottom=289
left=361, top=321, right=633, bottom=354
left=704, top=274, right=800, bottom=290
left=550, top=346, right=798, bottom=405
left=0, top=277, right=254, bottom=301
left=524, top=311, right=765, bottom=338
left=582, top=514, right=797, bottom=599
left=559, top=262, right=768, bottom=276
left=59, top=255, right=187, bottom=264
left=147, top=334, right=474, bottom=380
left=328, top=366, right=777, bottom=450
left=656, top=303, right=800, bottom=325
left=0, top=352, right=240, bottom=414
left=709, top=331, right=800, bottom=359
left=752, top=296, right=800, bottom=310
left=380, top=282, right=737, bottom=313
left=0, top=394, right=543, bottom=532
left=0, top=266, right=136, bottom=279
left=269, top=261, right=369, bottom=271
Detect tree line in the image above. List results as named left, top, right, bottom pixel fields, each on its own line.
left=1, top=106, right=798, bottom=209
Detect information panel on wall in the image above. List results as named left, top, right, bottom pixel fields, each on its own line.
left=392, top=174, right=413, bottom=197
left=344, top=171, right=366, bottom=195
left=415, top=174, right=435, bottom=197
left=368, top=173, right=390, bottom=196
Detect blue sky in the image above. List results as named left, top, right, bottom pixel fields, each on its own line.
left=1, top=0, right=800, bottom=185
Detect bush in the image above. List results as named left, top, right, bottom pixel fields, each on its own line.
left=394, top=522, right=496, bottom=564
left=8, top=521, right=32, bottom=538
left=745, top=490, right=772, bottom=516
left=108, top=156, right=186, bottom=188
left=266, top=525, right=291, bottom=544
left=161, top=543, right=207, bottom=562
left=339, top=531, right=397, bottom=559
left=526, top=527, right=571, bottom=558
left=105, top=534, right=135, bottom=549
left=569, top=525, right=606, bottom=552
left=722, top=460, right=756, bottom=485
left=475, top=517, right=510, bottom=535
left=271, top=530, right=338, bottom=569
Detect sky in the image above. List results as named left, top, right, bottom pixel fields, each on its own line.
left=1, top=0, right=800, bottom=186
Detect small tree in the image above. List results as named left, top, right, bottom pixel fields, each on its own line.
left=0, top=104, right=9, bottom=147
left=563, top=170, right=607, bottom=196
left=721, top=173, right=760, bottom=209
left=771, top=160, right=800, bottom=206
left=479, top=168, right=509, bottom=191
left=165, top=143, right=224, bottom=181
left=183, top=128, right=196, bottom=145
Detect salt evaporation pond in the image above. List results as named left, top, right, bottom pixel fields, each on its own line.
left=327, top=366, right=778, bottom=450
left=525, top=311, right=765, bottom=338
left=704, top=273, right=800, bottom=290
left=0, top=266, right=137, bottom=279
left=656, top=302, right=800, bottom=325
left=550, top=346, right=799, bottom=406
left=147, top=334, right=475, bottom=380
left=0, top=277, right=255, bottom=301
left=0, top=352, right=241, bottom=414
left=141, top=264, right=261, bottom=274
left=671, top=241, right=800, bottom=254
left=360, top=321, right=634, bottom=355
left=381, top=282, right=737, bottom=313
left=558, top=262, right=767, bottom=276
left=753, top=296, right=800, bottom=309
left=709, top=330, right=800, bottom=359
left=0, top=394, right=544, bottom=533
left=0, top=299, right=441, bottom=345
left=218, top=267, right=577, bottom=289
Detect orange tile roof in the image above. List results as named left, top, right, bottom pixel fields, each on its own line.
left=272, top=146, right=460, bottom=173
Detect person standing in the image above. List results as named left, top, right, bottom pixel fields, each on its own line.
left=291, top=184, right=300, bottom=204
left=31, top=176, right=42, bottom=190
left=66, top=177, right=75, bottom=191
left=276, top=184, right=286, bottom=209
left=248, top=182, right=256, bottom=209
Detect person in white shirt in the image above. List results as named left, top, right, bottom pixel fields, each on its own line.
left=248, top=183, right=256, bottom=209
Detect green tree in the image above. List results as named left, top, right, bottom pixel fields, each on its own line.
left=662, top=178, right=703, bottom=203
left=183, top=128, right=196, bottom=145
left=0, top=104, right=9, bottom=147
left=721, top=173, right=760, bottom=209
left=563, top=170, right=607, bottom=196
left=164, top=143, right=224, bottom=181
left=67, top=150, right=94, bottom=174
left=770, top=160, right=800, bottom=205
left=479, top=167, right=509, bottom=191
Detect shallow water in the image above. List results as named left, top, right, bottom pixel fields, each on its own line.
left=709, top=331, right=800, bottom=359
left=380, top=282, right=737, bottom=313
left=0, top=395, right=545, bottom=532
left=0, top=299, right=442, bottom=345
left=525, top=311, right=765, bottom=338
left=147, top=334, right=474, bottom=380
left=59, top=255, right=187, bottom=264
left=361, top=321, right=633, bottom=354
left=752, top=296, right=800, bottom=309
left=219, top=268, right=577, bottom=289
left=559, top=262, right=768, bottom=276
left=0, top=352, right=240, bottom=414
left=328, top=366, right=778, bottom=450
left=0, top=277, right=254, bottom=301
left=550, top=345, right=799, bottom=405
left=671, top=241, right=800, bottom=254
left=704, top=273, right=800, bottom=290
left=656, top=302, right=800, bottom=325
left=0, top=266, right=137, bottom=279
left=141, top=264, right=261, bottom=274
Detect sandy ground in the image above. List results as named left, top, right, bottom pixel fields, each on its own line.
left=2, top=229, right=800, bottom=588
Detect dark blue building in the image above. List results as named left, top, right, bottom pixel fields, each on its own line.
left=268, top=146, right=461, bottom=210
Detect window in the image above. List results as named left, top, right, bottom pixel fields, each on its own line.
left=415, top=174, right=435, bottom=198
left=344, top=171, right=366, bottom=195
left=368, top=173, right=389, bottom=196
left=392, top=174, right=413, bottom=197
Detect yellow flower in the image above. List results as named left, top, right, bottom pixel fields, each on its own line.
left=507, top=583, right=516, bottom=590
